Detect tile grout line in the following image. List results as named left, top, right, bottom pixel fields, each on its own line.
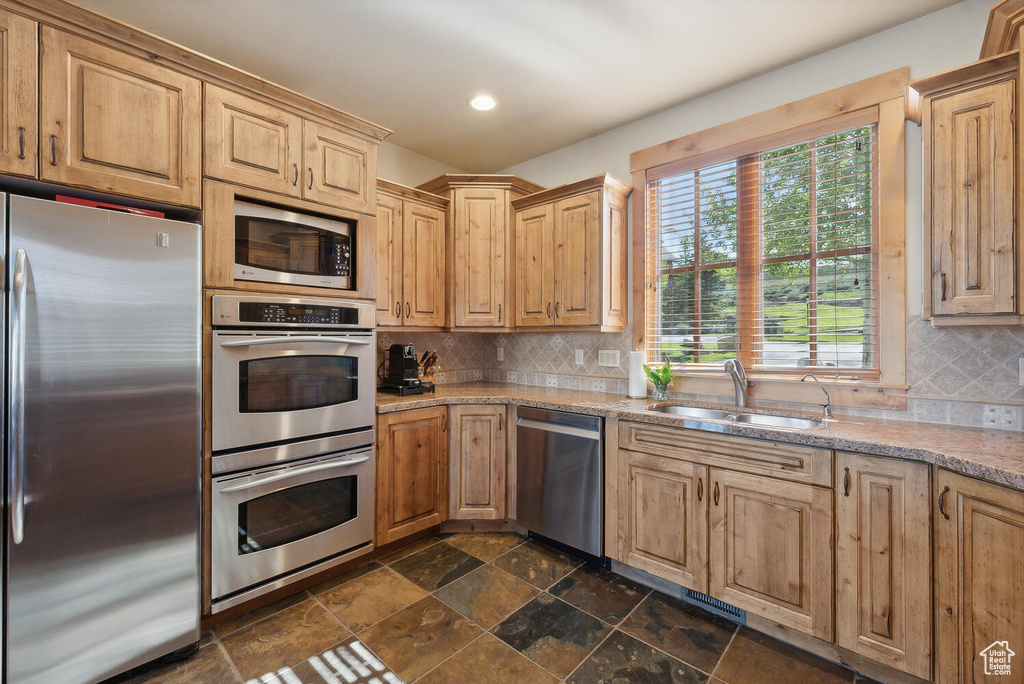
left=214, top=589, right=316, bottom=640
left=709, top=628, right=739, bottom=682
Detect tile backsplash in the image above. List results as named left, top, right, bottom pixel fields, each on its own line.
left=377, top=315, right=1024, bottom=431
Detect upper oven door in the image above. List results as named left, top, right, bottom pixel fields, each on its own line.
left=233, top=199, right=354, bottom=290
left=212, top=330, right=374, bottom=452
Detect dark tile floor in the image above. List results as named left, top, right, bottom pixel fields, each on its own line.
left=125, top=533, right=881, bottom=684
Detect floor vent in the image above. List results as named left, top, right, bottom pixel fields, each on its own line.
left=681, top=589, right=746, bottom=625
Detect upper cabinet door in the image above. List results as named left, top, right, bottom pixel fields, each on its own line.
left=0, top=9, right=36, bottom=178
left=40, top=27, right=202, bottom=207
left=375, top=192, right=404, bottom=327
left=402, top=200, right=446, bottom=327
left=554, top=191, right=601, bottom=326
left=515, top=203, right=554, bottom=327
left=302, top=120, right=376, bottom=214
left=452, top=187, right=508, bottom=328
left=930, top=80, right=1015, bottom=316
left=204, top=85, right=302, bottom=197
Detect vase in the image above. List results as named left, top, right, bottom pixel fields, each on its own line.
left=653, top=386, right=669, bottom=401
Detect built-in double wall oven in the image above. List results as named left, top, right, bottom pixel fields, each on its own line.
left=210, top=294, right=375, bottom=612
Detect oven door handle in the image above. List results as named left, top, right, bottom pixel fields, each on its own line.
left=219, top=336, right=372, bottom=347
left=219, top=456, right=371, bottom=493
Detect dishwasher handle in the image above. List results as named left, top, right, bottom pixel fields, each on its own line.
left=516, top=416, right=600, bottom=441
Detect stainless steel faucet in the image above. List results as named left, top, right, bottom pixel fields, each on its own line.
left=801, top=373, right=834, bottom=421
left=723, top=359, right=749, bottom=408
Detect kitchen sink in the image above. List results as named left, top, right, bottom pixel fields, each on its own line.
left=647, top=405, right=732, bottom=420
left=732, top=413, right=821, bottom=429
left=647, top=404, right=822, bottom=430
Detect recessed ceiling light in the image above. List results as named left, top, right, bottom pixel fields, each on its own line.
left=468, top=95, right=497, bottom=111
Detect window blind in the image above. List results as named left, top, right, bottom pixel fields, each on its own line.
left=646, top=123, right=878, bottom=374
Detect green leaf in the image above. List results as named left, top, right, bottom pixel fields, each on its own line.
left=643, top=361, right=673, bottom=389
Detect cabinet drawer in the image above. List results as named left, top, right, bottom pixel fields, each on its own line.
left=618, top=420, right=831, bottom=486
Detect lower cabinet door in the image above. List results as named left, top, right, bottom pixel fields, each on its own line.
left=937, top=470, right=1024, bottom=684
left=619, top=449, right=708, bottom=592
left=449, top=405, right=506, bottom=520
left=709, top=468, right=834, bottom=641
left=376, top=407, right=448, bottom=545
left=836, top=453, right=932, bottom=679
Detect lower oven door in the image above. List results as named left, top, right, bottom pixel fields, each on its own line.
left=212, top=446, right=374, bottom=602
left=212, top=329, right=374, bottom=452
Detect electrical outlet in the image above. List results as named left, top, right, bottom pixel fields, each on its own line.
left=598, top=350, right=620, bottom=367
left=590, top=378, right=607, bottom=392
left=1001, top=406, right=1019, bottom=429
left=574, top=349, right=584, bottom=365
left=545, top=374, right=559, bottom=387
left=983, top=405, right=999, bottom=427
left=496, top=347, right=504, bottom=362
left=473, top=370, right=483, bottom=380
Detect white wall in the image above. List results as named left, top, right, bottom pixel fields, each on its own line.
left=499, top=0, right=990, bottom=318
left=377, top=140, right=465, bottom=187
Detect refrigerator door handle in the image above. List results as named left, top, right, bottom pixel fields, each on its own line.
left=10, top=248, right=28, bottom=544
left=218, top=456, right=370, bottom=493
left=219, top=336, right=371, bottom=347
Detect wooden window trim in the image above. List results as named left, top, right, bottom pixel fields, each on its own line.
left=631, top=69, right=908, bottom=411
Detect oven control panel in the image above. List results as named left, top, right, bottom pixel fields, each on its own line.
left=239, top=302, right=358, bottom=326
left=212, top=295, right=375, bottom=329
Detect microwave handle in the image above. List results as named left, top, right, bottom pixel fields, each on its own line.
left=219, top=456, right=370, bottom=493
left=220, top=335, right=371, bottom=347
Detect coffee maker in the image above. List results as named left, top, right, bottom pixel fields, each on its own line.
left=379, top=343, right=431, bottom=395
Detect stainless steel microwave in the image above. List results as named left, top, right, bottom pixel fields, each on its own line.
left=234, top=199, right=355, bottom=290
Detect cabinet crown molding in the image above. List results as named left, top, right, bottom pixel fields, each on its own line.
left=512, top=173, right=632, bottom=210
left=981, top=0, right=1024, bottom=58
left=377, top=178, right=449, bottom=209
left=910, top=50, right=1019, bottom=98
left=417, top=173, right=544, bottom=196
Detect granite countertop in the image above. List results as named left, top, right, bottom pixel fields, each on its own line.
left=377, top=382, right=1024, bottom=491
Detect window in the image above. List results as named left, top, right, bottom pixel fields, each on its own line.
left=648, top=124, right=876, bottom=374
left=631, top=69, right=908, bottom=407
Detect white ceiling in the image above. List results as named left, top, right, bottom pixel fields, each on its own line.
left=72, top=0, right=962, bottom=172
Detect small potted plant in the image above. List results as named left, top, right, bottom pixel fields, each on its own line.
left=643, top=360, right=673, bottom=401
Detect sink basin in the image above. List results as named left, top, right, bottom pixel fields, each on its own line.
left=733, top=413, right=821, bottom=429
left=648, top=405, right=732, bottom=420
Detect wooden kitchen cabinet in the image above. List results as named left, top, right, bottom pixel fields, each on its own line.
left=40, top=26, right=202, bottom=207
left=618, top=449, right=708, bottom=591
left=512, top=174, right=630, bottom=331
left=913, top=53, right=1020, bottom=323
left=204, top=85, right=303, bottom=197
left=376, top=180, right=448, bottom=328
left=448, top=405, right=506, bottom=520
left=0, top=9, right=36, bottom=178
left=376, top=406, right=449, bottom=545
left=709, top=468, right=834, bottom=642
left=936, top=470, right=1024, bottom=684
left=418, top=174, right=544, bottom=330
left=836, top=453, right=932, bottom=680
left=303, top=119, right=376, bottom=215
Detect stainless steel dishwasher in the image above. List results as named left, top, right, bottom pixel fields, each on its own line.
left=516, top=407, right=603, bottom=558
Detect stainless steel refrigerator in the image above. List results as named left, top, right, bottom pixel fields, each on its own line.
left=3, top=194, right=202, bottom=684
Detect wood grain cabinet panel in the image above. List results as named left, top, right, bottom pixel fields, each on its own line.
left=452, top=187, right=508, bottom=327
left=937, top=470, right=1024, bottom=684
left=376, top=407, right=448, bottom=545
left=376, top=180, right=447, bottom=328
left=303, top=120, right=376, bottom=214
left=449, top=405, right=506, bottom=520
left=511, top=174, right=631, bottom=331
left=0, top=9, right=36, bottom=178
left=618, top=449, right=708, bottom=592
left=40, top=27, right=202, bottom=207
left=709, top=468, right=834, bottom=641
left=204, top=85, right=302, bottom=197
left=930, top=80, right=1015, bottom=316
left=836, top=453, right=932, bottom=680
left=515, top=203, right=555, bottom=326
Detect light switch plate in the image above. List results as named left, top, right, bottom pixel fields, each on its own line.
left=1019, top=358, right=1024, bottom=387
left=574, top=349, right=584, bottom=365
left=598, top=350, right=620, bottom=367
left=496, top=347, right=504, bottom=362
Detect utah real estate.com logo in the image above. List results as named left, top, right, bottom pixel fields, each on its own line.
left=980, top=641, right=1016, bottom=676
